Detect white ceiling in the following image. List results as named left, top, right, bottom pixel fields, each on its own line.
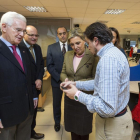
left=1, top=0, right=140, bottom=34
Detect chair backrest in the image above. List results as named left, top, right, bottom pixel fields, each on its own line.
left=130, top=65, right=140, bottom=81
left=129, top=47, right=133, bottom=57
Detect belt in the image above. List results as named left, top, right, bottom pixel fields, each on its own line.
left=115, top=107, right=127, bottom=117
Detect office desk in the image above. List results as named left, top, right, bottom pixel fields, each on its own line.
left=38, top=71, right=51, bottom=108
left=130, top=81, right=140, bottom=94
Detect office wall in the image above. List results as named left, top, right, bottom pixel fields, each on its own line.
left=27, top=18, right=71, bottom=57
left=120, top=35, right=140, bottom=49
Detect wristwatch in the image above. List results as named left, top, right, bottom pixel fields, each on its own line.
left=74, top=91, right=81, bottom=101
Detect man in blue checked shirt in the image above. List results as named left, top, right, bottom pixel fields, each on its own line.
left=60, top=22, right=133, bottom=140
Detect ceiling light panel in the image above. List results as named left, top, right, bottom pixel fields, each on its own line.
left=104, top=9, right=125, bottom=14
left=24, top=6, right=47, bottom=12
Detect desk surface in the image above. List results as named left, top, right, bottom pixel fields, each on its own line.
left=126, top=50, right=130, bottom=52
left=130, top=81, right=140, bottom=94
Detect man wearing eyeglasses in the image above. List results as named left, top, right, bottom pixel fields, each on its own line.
left=20, top=25, right=44, bottom=139
left=0, top=12, right=38, bottom=140
left=47, top=27, right=72, bottom=132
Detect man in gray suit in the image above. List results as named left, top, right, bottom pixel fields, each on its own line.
left=47, top=27, right=72, bottom=132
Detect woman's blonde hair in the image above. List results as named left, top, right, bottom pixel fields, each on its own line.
left=68, top=28, right=85, bottom=44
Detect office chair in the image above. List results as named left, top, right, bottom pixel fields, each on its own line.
left=129, top=47, right=137, bottom=62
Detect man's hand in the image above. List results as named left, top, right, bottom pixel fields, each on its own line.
left=63, top=84, right=78, bottom=99
left=33, top=99, right=38, bottom=108
left=0, top=120, right=4, bottom=133
left=35, top=79, right=42, bottom=90
left=60, top=80, right=76, bottom=91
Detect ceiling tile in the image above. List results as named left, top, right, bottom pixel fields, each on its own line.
left=129, top=3, right=140, bottom=9
left=122, top=10, right=140, bottom=15
left=109, top=2, right=136, bottom=9
left=40, top=0, right=65, bottom=7
left=0, top=6, right=8, bottom=12
left=0, top=0, right=19, bottom=5
left=2, top=6, right=29, bottom=12
left=14, top=0, right=43, bottom=6
left=65, top=0, right=88, bottom=8
left=68, top=13, right=84, bottom=18
left=67, top=8, right=86, bottom=13
left=116, top=0, right=140, bottom=2
left=84, top=13, right=102, bottom=18
left=130, top=14, right=140, bottom=19
left=88, top=1, right=113, bottom=8
left=86, top=9, right=106, bottom=14
left=45, top=7, right=67, bottom=12
left=18, top=11, right=36, bottom=17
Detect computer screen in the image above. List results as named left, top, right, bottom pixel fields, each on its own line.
left=130, top=41, right=136, bottom=47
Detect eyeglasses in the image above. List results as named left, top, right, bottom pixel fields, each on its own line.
left=26, top=33, right=39, bottom=37
left=11, top=27, right=26, bottom=34
left=58, top=32, right=67, bottom=36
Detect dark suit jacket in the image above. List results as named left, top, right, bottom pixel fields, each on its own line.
left=19, top=40, right=44, bottom=95
left=0, top=40, right=37, bottom=128
left=47, top=42, right=72, bottom=87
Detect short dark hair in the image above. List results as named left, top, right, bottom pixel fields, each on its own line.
left=57, top=27, right=67, bottom=34
left=84, top=22, right=113, bottom=45
left=109, top=27, right=121, bottom=49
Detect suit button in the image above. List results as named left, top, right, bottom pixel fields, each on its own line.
left=26, top=93, right=28, bottom=96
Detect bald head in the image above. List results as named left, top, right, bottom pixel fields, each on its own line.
left=24, top=25, right=39, bottom=45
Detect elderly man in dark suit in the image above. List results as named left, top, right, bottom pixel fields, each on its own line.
left=19, top=25, right=44, bottom=139
left=47, top=27, right=72, bottom=132
left=0, top=12, right=38, bottom=140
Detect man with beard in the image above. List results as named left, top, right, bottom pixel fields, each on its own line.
left=20, top=25, right=44, bottom=139
left=47, top=27, right=72, bottom=132
left=60, top=22, right=133, bottom=140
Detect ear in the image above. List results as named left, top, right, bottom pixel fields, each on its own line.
left=93, top=37, right=98, bottom=42
left=1, top=23, right=7, bottom=33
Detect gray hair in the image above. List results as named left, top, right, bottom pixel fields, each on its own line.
left=68, top=28, right=85, bottom=44
left=0, top=11, right=26, bottom=30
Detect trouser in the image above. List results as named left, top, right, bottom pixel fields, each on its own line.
left=96, top=106, right=133, bottom=140
left=31, top=102, right=38, bottom=135
left=52, top=87, right=63, bottom=124
left=0, top=114, right=33, bottom=140
left=71, top=132, right=89, bottom=140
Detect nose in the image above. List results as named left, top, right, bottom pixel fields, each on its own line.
left=19, top=31, right=24, bottom=36
left=73, top=44, right=78, bottom=49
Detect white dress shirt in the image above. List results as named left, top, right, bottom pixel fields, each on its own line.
left=59, top=41, right=68, bottom=52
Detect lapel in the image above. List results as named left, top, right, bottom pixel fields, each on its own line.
left=76, top=48, right=91, bottom=73
left=32, top=45, right=37, bottom=65
left=0, top=40, right=25, bottom=74
left=68, top=51, right=75, bottom=73
left=68, top=45, right=72, bottom=51
left=20, top=40, right=36, bottom=66
left=56, top=42, right=63, bottom=58
left=18, top=45, right=27, bottom=74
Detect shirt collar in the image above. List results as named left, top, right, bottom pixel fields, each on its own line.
left=23, top=39, right=31, bottom=49
left=97, top=42, right=114, bottom=58
left=0, top=36, right=14, bottom=47
left=59, top=41, right=67, bottom=46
